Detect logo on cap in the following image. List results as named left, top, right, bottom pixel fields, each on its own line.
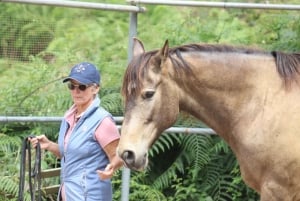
left=74, top=64, right=86, bottom=73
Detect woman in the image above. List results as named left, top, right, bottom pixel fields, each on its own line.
left=29, top=62, right=123, bottom=201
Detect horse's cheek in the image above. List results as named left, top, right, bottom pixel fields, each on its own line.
left=158, top=101, right=178, bottom=127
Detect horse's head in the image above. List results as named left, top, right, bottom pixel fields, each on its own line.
left=118, top=38, right=180, bottom=171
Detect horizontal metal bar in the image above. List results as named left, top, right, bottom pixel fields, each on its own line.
left=116, top=125, right=216, bottom=135
left=127, top=0, right=300, bottom=10
left=0, top=0, right=146, bottom=12
left=164, top=127, right=216, bottom=135
left=0, top=116, right=216, bottom=135
left=0, top=116, right=124, bottom=124
left=0, top=116, right=63, bottom=123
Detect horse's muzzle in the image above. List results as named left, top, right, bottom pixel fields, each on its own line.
left=120, top=150, right=148, bottom=171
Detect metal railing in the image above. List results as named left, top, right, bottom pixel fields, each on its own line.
left=127, top=0, right=300, bottom=11
left=0, top=115, right=216, bottom=198
left=0, top=116, right=216, bottom=134
left=0, top=0, right=146, bottom=12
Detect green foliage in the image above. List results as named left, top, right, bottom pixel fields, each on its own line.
left=151, top=134, right=258, bottom=201
left=0, top=134, right=27, bottom=200
left=112, top=170, right=167, bottom=201
left=115, top=131, right=258, bottom=201
left=100, top=90, right=123, bottom=116
left=182, top=134, right=213, bottom=170
left=0, top=5, right=54, bottom=61
left=0, top=133, right=59, bottom=200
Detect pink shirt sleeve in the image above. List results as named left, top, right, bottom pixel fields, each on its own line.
left=95, top=116, right=120, bottom=148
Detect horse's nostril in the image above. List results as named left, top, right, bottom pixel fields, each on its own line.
left=121, top=150, right=135, bottom=166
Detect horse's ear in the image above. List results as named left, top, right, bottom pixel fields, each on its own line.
left=152, top=40, right=169, bottom=73
left=133, top=38, right=145, bottom=57
left=161, top=39, right=169, bottom=60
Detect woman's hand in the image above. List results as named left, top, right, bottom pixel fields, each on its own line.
left=98, top=139, right=124, bottom=180
left=28, top=134, right=50, bottom=150
left=28, top=135, right=61, bottom=158
left=97, top=164, right=114, bottom=180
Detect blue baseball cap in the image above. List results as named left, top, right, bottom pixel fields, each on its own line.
left=63, top=62, right=101, bottom=85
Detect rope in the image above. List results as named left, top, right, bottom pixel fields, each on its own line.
left=18, top=135, right=42, bottom=201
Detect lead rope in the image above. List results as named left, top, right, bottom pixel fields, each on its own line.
left=18, top=135, right=42, bottom=201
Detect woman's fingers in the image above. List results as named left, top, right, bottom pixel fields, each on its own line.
left=28, top=135, right=44, bottom=148
left=28, top=137, right=37, bottom=148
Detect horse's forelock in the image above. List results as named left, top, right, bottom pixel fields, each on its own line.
left=122, top=52, right=158, bottom=105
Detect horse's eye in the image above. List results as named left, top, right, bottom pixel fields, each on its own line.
left=142, top=91, right=155, bottom=99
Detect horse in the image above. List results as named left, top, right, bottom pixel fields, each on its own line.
left=117, top=38, right=300, bottom=201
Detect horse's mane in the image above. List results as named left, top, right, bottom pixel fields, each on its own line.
left=170, top=44, right=300, bottom=85
left=271, top=51, right=300, bottom=86
left=122, top=43, right=300, bottom=104
left=170, top=43, right=266, bottom=55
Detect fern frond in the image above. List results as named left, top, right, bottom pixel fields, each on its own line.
left=211, top=175, right=241, bottom=201
left=0, top=176, right=31, bottom=201
left=100, top=92, right=123, bottom=115
left=0, top=176, right=19, bottom=198
left=129, top=177, right=167, bottom=201
left=199, top=162, right=222, bottom=189
left=151, top=163, right=177, bottom=190
left=143, top=187, right=167, bottom=201
left=182, top=134, right=213, bottom=169
left=0, top=133, right=22, bottom=148
left=211, top=138, right=230, bottom=154
left=149, top=133, right=183, bottom=157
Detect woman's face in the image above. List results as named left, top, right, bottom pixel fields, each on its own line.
left=68, top=79, right=99, bottom=108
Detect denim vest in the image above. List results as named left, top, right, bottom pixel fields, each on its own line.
left=58, top=97, right=113, bottom=201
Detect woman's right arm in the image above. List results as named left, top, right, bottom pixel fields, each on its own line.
left=29, top=135, right=61, bottom=158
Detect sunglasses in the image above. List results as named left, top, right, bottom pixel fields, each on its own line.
left=67, top=83, right=91, bottom=91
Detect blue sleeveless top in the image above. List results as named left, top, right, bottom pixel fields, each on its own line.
left=58, top=97, right=113, bottom=201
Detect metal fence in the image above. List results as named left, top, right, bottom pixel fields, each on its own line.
left=0, top=115, right=216, bottom=200
left=0, top=116, right=216, bottom=135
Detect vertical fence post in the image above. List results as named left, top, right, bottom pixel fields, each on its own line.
left=120, top=10, right=138, bottom=201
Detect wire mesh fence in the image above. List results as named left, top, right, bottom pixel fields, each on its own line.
left=0, top=4, right=131, bottom=117
left=0, top=3, right=133, bottom=200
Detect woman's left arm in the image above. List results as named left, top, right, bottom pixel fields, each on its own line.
left=97, top=139, right=124, bottom=180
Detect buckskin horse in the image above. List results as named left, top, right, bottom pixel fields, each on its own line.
left=117, top=38, right=300, bottom=200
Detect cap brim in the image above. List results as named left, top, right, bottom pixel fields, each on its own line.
left=62, top=77, right=71, bottom=83
left=62, top=76, right=91, bottom=85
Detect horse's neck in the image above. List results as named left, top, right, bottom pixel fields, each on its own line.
left=176, top=52, right=276, bottom=138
